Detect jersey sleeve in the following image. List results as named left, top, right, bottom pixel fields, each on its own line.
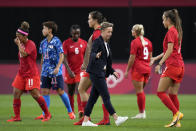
left=62, top=40, right=68, bottom=55
left=25, top=42, right=36, bottom=55
left=130, top=40, right=137, bottom=55
left=55, top=39, right=64, bottom=54
left=167, top=30, right=176, bottom=44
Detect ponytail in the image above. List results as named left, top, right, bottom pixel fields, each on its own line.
left=132, top=24, right=146, bottom=46
left=164, top=9, right=183, bottom=44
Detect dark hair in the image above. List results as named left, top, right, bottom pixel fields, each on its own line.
left=70, top=24, right=81, bottom=33
left=17, top=21, right=30, bottom=35
left=100, top=22, right=113, bottom=30
left=164, top=9, right=183, bottom=44
left=42, top=21, right=58, bottom=33
left=89, top=11, right=106, bottom=24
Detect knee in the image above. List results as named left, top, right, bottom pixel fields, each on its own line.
left=31, top=92, right=40, bottom=99
left=13, top=91, right=21, bottom=99
left=57, top=89, right=64, bottom=96
left=78, top=86, right=84, bottom=94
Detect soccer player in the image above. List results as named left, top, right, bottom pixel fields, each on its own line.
left=35, top=21, right=75, bottom=120
left=124, top=24, right=153, bottom=119
left=82, top=22, right=128, bottom=127
left=7, top=21, right=51, bottom=122
left=151, top=9, right=184, bottom=127
left=63, top=25, right=87, bottom=118
left=74, top=11, right=110, bottom=125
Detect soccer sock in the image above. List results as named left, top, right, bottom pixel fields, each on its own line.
left=42, top=95, right=50, bottom=115
left=137, top=92, right=146, bottom=113
left=77, top=93, right=83, bottom=112
left=169, top=94, right=179, bottom=110
left=81, top=101, right=87, bottom=112
left=35, top=96, right=49, bottom=116
left=102, top=104, right=110, bottom=120
left=157, top=92, right=178, bottom=115
left=60, top=92, right=72, bottom=113
left=13, top=98, right=21, bottom=118
left=68, top=94, right=74, bottom=112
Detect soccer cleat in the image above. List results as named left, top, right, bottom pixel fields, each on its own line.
left=42, top=113, right=52, bottom=122
left=115, top=116, right=128, bottom=126
left=68, top=112, right=76, bottom=120
left=175, top=121, right=181, bottom=128
left=82, top=120, right=98, bottom=127
left=7, top=116, right=21, bottom=122
left=131, top=111, right=146, bottom=119
left=78, top=111, right=84, bottom=119
left=34, top=114, right=44, bottom=120
left=164, top=111, right=183, bottom=128
left=96, top=119, right=110, bottom=125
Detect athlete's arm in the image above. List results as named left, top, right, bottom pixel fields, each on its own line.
left=14, top=38, right=28, bottom=57
left=155, top=43, right=173, bottom=74
left=53, top=53, right=64, bottom=75
left=81, top=35, right=93, bottom=70
left=124, top=54, right=136, bottom=78
left=64, top=54, right=75, bottom=78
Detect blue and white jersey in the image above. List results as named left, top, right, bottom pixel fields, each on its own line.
left=39, top=36, right=64, bottom=77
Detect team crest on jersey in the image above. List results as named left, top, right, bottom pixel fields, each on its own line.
left=70, top=46, right=74, bottom=48
left=48, top=45, right=53, bottom=49
left=80, top=44, right=83, bottom=48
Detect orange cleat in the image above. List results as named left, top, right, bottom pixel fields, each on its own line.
left=7, top=116, right=21, bottom=122
left=68, top=112, right=76, bottom=120
left=35, top=114, right=44, bottom=120
left=96, top=119, right=110, bottom=125
left=42, top=113, right=52, bottom=122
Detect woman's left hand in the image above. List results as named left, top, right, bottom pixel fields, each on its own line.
left=113, top=72, right=120, bottom=79
left=155, top=65, right=161, bottom=74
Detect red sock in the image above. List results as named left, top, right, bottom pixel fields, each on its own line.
left=77, top=94, right=83, bottom=112
left=36, top=96, right=49, bottom=116
left=81, top=101, right=87, bottom=112
left=68, top=94, right=74, bottom=112
left=102, top=104, right=110, bottom=120
left=13, top=98, right=21, bottom=118
left=157, top=92, right=178, bottom=115
left=137, top=92, right=146, bottom=113
left=169, top=94, right=179, bottom=110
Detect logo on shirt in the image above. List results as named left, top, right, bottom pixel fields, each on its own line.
left=48, top=45, right=54, bottom=49
left=80, top=44, right=83, bottom=48
left=70, top=46, right=74, bottom=48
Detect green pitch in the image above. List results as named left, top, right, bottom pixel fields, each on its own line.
left=0, top=94, right=196, bottom=131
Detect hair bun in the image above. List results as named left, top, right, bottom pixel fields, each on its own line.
left=21, top=21, right=30, bottom=30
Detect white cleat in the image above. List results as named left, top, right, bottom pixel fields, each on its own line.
left=82, top=120, right=98, bottom=127
left=115, top=116, right=128, bottom=126
left=131, top=111, right=146, bottom=119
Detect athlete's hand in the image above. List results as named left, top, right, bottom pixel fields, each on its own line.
left=155, top=65, right=161, bottom=74
left=68, top=71, right=75, bottom=78
left=14, top=37, right=20, bottom=45
left=124, top=71, right=129, bottom=78
left=53, top=67, right=60, bottom=75
left=96, top=51, right=102, bottom=59
left=113, top=72, right=120, bottom=80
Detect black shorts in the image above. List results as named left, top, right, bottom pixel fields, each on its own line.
left=41, top=75, right=64, bottom=90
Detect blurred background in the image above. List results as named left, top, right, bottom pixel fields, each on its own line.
left=0, top=0, right=196, bottom=94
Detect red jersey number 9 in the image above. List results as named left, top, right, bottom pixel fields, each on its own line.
left=143, top=47, right=149, bottom=60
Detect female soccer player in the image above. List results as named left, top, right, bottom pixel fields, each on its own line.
left=7, top=21, right=51, bottom=122
left=74, top=11, right=110, bottom=125
left=63, top=25, right=87, bottom=118
left=82, top=22, right=128, bottom=127
left=124, top=24, right=153, bottom=119
left=35, top=21, right=75, bottom=120
left=151, top=9, right=184, bottom=127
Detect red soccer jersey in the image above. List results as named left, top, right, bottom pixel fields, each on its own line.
left=18, top=40, right=39, bottom=78
left=163, top=26, right=184, bottom=67
left=63, top=38, right=87, bottom=74
left=92, top=26, right=101, bottom=42
left=130, top=37, right=153, bottom=74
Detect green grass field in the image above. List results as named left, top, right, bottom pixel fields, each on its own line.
left=0, top=94, right=196, bottom=131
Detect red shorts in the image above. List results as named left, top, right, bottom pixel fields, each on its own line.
left=131, top=71, right=150, bottom=83
left=12, top=74, right=40, bottom=91
left=80, top=71, right=90, bottom=78
left=161, top=65, right=184, bottom=83
left=64, top=73, right=81, bottom=84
